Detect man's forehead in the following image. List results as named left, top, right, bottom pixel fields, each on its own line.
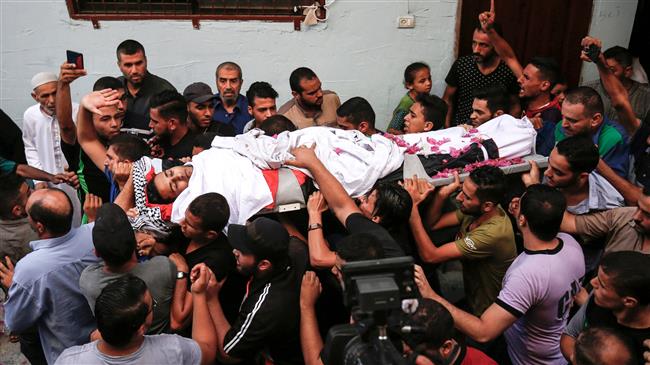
left=34, top=82, right=57, bottom=95
left=300, top=77, right=321, bottom=91
left=472, top=29, right=490, bottom=43
left=217, top=67, right=241, bottom=79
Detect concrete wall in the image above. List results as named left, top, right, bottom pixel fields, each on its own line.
left=0, top=0, right=638, bottom=129
left=0, top=0, right=458, bottom=129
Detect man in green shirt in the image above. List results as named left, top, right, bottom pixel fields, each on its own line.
left=403, top=165, right=517, bottom=316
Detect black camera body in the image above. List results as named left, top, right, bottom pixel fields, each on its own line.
left=322, top=256, right=418, bottom=365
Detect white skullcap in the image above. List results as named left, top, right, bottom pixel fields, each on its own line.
left=31, top=72, right=58, bottom=90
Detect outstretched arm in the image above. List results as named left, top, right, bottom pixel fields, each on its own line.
left=285, top=145, right=362, bottom=226
left=77, top=89, right=121, bottom=171
left=479, top=0, right=523, bottom=78
left=56, top=62, right=86, bottom=145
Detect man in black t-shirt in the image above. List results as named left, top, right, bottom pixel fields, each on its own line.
left=561, top=251, right=650, bottom=362
left=148, top=90, right=196, bottom=160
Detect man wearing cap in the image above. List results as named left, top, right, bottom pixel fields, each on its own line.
left=204, top=216, right=306, bottom=364
left=211, top=62, right=251, bottom=135
left=2, top=188, right=100, bottom=364
left=183, top=82, right=235, bottom=136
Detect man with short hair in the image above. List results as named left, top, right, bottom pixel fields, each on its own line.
left=404, top=166, right=516, bottom=316
left=55, top=273, right=217, bottom=365
left=242, top=81, right=279, bottom=133
left=468, top=84, right=510, bottom=127
left=182, top=82, right=235, bottom=136
left=584, top=45, right=650, bottom=122
left=2, top=188, right=100, bottom=363
left=560, top=251, right=650, bottom=362
left=573, top=327, right=639, bottom=365
left=442, top=21, right=519, bottom=127
left=335, top=96, right=380, bottom=136
left=116, top=39, right=176, bottom=138
left=203, top=217, right=306, bottom=364
left=211, top=61, right=251, bottom=135
left=419, top=184, right=585, bottom=365
left=0, top=174, right=36, bottom=266
left=278, top=67, right=341, bottom=129
left=403, top=94, right=447, bottom=133
left=149, top=90, right=196, bottom=159
left=79, top=203, right=176, bottom=334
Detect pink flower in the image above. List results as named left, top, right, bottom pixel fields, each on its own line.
left=333, top=147, right=343, bottom=155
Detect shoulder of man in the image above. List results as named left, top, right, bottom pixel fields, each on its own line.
left=277, top=98, right=297, bottom=115
left=597, top=123, right=625, bottom=155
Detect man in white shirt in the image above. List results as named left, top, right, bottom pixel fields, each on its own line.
left=22, top=71, right=82, bottom=225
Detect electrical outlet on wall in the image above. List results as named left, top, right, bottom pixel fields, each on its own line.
left=397, top=15, right=415, bottom=28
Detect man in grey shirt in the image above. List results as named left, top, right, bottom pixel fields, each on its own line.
left=56, top=272, right=216, bottom=365
left=79, top=203, right=176, bottom=334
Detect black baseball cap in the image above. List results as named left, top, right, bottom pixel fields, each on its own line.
left=228, top=217, right=289, bottom=260
left=183, top=82, right=216, bottom=104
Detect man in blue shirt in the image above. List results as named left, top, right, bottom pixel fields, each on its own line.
left=2, top=188, right=100, bottom=364
left=211, top=62, right=251, bottom=135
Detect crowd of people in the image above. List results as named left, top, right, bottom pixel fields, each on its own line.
left=1, top=3, right=650, bottom=365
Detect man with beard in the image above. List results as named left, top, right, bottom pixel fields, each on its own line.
left=403, top=166, right=517, bottom=317
left=116, top=40, right=176, bottom=139
left=468, top=84, right=510, bottom=127
left=211, top=62, right=251, bottom=135
left=442, top=20, right=518, bottom=127
left=148, top=90, right=196, bottom=160
left=278, top=67, right=341, bottom=129
left=182, top=82, right=235, bottom=136
left=196, top=217, right=306, bottom=365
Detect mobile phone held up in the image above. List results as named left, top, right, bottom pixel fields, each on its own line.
left=66, top=50, right=84, bottom=69
left=584, top=44, right=601, bottom=64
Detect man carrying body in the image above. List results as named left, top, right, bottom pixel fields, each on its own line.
left=1, top=188, right=100, bottom=363
left=278, top=67, right=341, bottom=129
left=149, top=90, right=196, bottom=160
left=403, top=94, right=447, bottom=134
left=116, top=39, right=176, bottom=139
left=403, top=166, right=516, bottom=316
left=468, top=84, right=510, bottom=127
left=242, top=81, right=279, bottom=133
left=0, top=174, right=36, bottom=267
left=211, top=61, right=251, bottom=135
left=442, top=19, right=519, bottom=127
left=202, top=217, right=306, bottom=364
left=335, top=96, right=381, bottom=136
left=417, top=184, right=585, bottom=365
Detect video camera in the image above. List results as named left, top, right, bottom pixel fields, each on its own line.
left=322, top=256, right=421, bottom=365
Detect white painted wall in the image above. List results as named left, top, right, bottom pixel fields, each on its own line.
left=0, top=0, right=638, bottom=130
left=0, top=0, right=458, bottom=130
left=581, top=0, right=638, bottom=83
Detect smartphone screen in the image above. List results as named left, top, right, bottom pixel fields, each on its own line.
left=66, top=50, right=84, bottom=69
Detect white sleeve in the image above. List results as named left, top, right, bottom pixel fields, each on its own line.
left=22, top=110, right=43, bottom=170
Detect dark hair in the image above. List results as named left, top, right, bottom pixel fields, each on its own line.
left=0, top=173, right=26, bottom=219
left=246, top=81, right=278, bottom=107
left=337, top=233, right=385, bottom=262
left=193, top=132, right=217, bottom=150
left=215, top=61, right=242, bottom=80
left=474, top=22, right=504, bottom=36
left=520, top=184, right=566, bottom=241
left=600, top=251, right=650, bottom=305
left=108, top=134, right=150, bottom=162
left=574, top=327, right=638, bottom=365
left=336, top=97, right=376, bottom=128
left=94, top=225, right=136, bottom=266
left=603, top=46, right=633, bottom=69
left=555, top=136, right=599, bottom=174
left=404, top=62, right=430, bottom=85
left=468, top=165, right=506, bottom=205
left=564, top=86, right=605, bottom=118
left=28, top=188, right=73, bottom=235
left=116, top=39, right=145, bottom=60
left=93, top=76, right=123, bottom=92
left=403, top=298, right=454, bottom=350
left=150, top=90, right=188, bottom=125
left=145, top=177, right=173, bottom=205
left=416, top=94, right=447, bottom=131
left=372, top=182, right=413, bottom=231
left=289, top=67, right=318, bottom=93
left=95, top=275, right=149, bottom=347
left=472, top=84, right=510, bottom=114
left=529, top=57, right=561, bottom=87
left=260, top=115, right=297, bottom=135
left=187, top=193, right=230, bottom=233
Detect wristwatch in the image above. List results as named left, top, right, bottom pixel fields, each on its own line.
left=176, top=271, right=189, bottom=280
left=308, top=223, right=323, bottom=231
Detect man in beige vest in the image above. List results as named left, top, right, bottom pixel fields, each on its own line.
left=278, top=67, right=340, bottom=129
